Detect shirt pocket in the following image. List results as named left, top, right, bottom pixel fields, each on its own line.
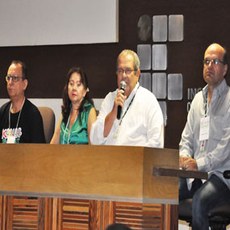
left=211, top=115, right=225, bottom=141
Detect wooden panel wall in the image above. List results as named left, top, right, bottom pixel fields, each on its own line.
left=0, top=196, right=177, bottom=230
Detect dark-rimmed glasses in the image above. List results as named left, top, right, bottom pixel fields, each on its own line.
left=116, top=68, right=136, bottom=75
left=203, top=58, right=225, bottom=66
left=5, top=75, right=25, bottom=83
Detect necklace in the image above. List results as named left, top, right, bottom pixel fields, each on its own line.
left=63, top=109, right=78, bottom=144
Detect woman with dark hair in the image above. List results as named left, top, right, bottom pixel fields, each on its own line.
left=50, top=67, right=97, bottom=144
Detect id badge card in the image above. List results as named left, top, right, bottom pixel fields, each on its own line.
left=7, top=135, right=16, bottom=144
left=199, top=116, right=210, bottom=141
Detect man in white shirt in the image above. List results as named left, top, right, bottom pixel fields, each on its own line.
left=179, top=43, right=230, bottom=230
left=90, top=49, right=164, bottom=148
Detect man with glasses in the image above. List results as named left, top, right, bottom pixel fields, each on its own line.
left=179, top=43, right=230, bottom=229
left=0, top=60, right=45, bottom=143
left=90, top=49, right=164, bottom=147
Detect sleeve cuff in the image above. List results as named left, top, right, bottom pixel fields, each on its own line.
left=196, top=157, right=206, bottom=171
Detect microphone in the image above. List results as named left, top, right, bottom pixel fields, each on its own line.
left=223, top=170, right=230, bottom=179
left=117, top=80, right=126, bottom=120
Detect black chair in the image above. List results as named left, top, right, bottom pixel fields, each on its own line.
left=179, top=170, right=230, bottom=230
left=153, top=168, right=230, bottom=230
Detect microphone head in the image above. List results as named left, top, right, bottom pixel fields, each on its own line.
left=120, top=80, right=127, bottom=91
left=223, top=170, right=230, bottom=179
left=117, top=80, right=126, bottom=120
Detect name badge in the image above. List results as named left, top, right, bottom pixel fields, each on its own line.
left=7, top=135, right=16, bottom=144
left=199, top=116, right=210, bottom=141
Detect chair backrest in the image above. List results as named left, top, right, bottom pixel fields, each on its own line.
left=38, top=106, right=55, bottom=143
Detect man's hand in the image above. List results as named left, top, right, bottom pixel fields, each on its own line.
left=115, top=89, right=127, bottom=109
left=104, top=90, right=127, bottom=137
left=180, top=156, right=198, bottom=171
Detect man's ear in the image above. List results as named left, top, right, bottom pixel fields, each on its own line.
left=136, top=69, right=141, bottom=81
left=23, top=79, right=28, bottom=90
left=224, top=64, right=228, bottom=77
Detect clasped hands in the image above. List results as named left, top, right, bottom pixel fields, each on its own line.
left=180, top=156, right=198, bottom=171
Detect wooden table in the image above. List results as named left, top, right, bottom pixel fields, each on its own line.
left=0, top=144, right=179, bottom=230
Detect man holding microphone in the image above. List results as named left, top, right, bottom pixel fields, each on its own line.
left=90, top=49, right=164, bottom=148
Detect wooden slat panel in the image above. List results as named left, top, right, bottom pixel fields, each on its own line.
left=58, top=199, right=90, bottom=230
left=89, top=200, right=101, bottom=230
left=1, top=197, right=176, bottom=230
left=100, top=201, right=115, bottom=229
left=0, top=195, right=6, bottom=229
left=4, top=196, right=48, bottom=230
left=43, top=197, right=53, bottom=230
left=142, top=204, right=163, bottom=230
left=115, top=202, right=163, bottom=230
left=89, top=200, right=115, bottom=230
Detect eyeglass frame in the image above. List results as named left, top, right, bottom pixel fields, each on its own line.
left=116, top=68, right=137, bottom=75
left=203, top=58, right=225, bottom=66
left=5, top=75, right=25, bottom=83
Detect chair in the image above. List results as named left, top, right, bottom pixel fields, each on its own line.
left=179, top=170, right=230, bottom=230
left=38, top=106, right=55, bottom=143
left=153, top=168, right=230, bottom=230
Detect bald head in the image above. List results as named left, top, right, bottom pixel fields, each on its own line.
left=204, top=43, right=227, bottom=64
left=203, top=43, right=228, bottom=87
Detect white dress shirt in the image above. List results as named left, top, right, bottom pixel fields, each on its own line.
left=90, top=83, right=164, bottom=148
left=179, top=79, right=230, bottom=189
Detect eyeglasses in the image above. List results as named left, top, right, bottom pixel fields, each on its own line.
left=203, top=58, right=225, bottom=66
left=5, top=75, right=25, bottom=82
left=116, top=68, right=135, bottom=75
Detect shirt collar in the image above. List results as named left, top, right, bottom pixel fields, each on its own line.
left=202, top=79, right=227, bottom=100
left=125, top=82, right=140, bottom=104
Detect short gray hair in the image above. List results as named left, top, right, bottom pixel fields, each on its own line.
left=117, top=49, right=140, bottom=71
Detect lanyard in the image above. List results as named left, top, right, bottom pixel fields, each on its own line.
left=119, top=85, right=140, bottom=126
left=204, top=97, right=208, bottom=117
left=8, top=98, right=25, bottom=135
left=204, top=92, right=209, bottom=117
left=200, top=92, right=209, bottom=152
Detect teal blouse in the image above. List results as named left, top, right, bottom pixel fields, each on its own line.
left=60, top=101, right=93, bottom=144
